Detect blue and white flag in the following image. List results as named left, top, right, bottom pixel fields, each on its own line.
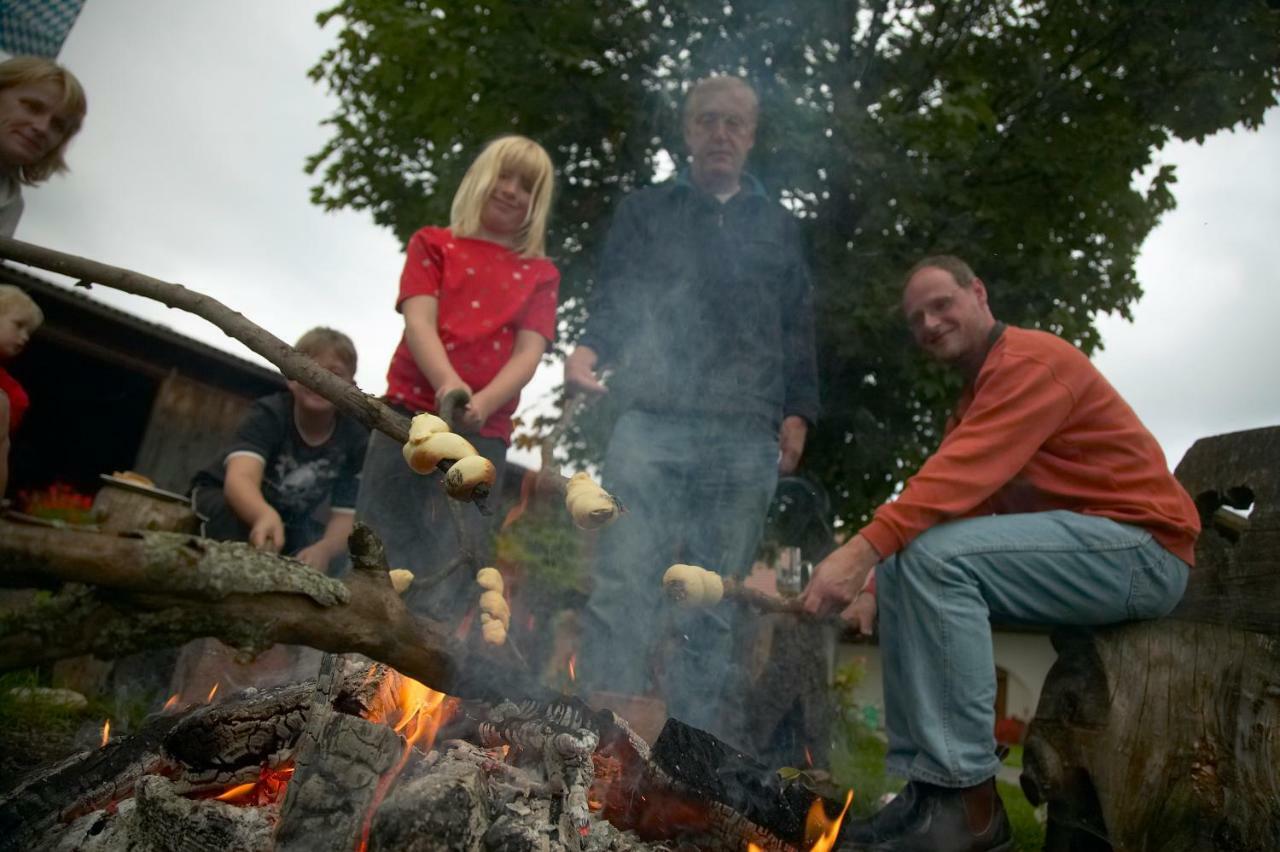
left=0, top=0, right=86, bottom=58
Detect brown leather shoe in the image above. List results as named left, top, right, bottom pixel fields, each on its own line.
left=868, top=779, right=1013, bottom=852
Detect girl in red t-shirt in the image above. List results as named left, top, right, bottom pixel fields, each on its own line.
left=358, top=135, right=559, bottom=621
left=0, top=284, right=42, bottom=499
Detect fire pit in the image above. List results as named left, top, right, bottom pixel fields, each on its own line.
left=0, top=653, right=848, bottom=852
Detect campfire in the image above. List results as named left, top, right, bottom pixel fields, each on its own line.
left=0, top=652, right=850, bottom=852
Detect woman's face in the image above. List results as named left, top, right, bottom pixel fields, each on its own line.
left=0, top=80, right=72, bottom=169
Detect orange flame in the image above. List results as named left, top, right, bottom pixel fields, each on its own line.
left=206, top=682, right=220, bottom=703
left=213, top=781, right=256, bottom=802
left=568, top=654, right=577, bottom=682
left=100, top=719, right=110, bottom=747
left=804, top=789, right=854, bottom=852
left=211, top=764, right=295, bottom=806
left=357, top=669, right=457, bottom=851
left=162, top=693, right=179, bottom=711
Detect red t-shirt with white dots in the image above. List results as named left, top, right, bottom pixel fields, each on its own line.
left=385, top=226, right=560, bottom=444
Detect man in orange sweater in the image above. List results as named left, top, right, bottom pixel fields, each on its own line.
left=804, top=255, right=1198, bottom=852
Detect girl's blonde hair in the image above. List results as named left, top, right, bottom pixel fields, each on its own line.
left=450, top=135, right=555, bottom=258
left=0, top=284, right=43, bottom=328
left=0, top=56, right=88, bottom=185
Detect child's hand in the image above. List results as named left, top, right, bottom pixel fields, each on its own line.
left=295, top=542, right=332, bottom=572
left=461, top=392, right=494, bottom=432
left=249, top=509, right=285, bottom=553
left=435, top=381, right=473, bottom=430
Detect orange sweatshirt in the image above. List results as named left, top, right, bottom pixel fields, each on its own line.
left=860, top=327, right=1200, bottom=566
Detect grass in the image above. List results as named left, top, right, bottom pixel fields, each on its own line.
left=829, top=726, right=1045, bottom=850
left=0, top=666, right=160, bottom=787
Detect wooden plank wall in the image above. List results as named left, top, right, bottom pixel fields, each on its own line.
left=132, top=370, right=253, bottom=493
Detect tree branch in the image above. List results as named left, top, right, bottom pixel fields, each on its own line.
left=0, top=236, right=584, bottom=505
left=0, top=235, right=413, bottom=445
left=0, top=519, right=547, bottom=704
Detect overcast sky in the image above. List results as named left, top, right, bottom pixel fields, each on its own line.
left=9, top=0, right=1279, bottom=473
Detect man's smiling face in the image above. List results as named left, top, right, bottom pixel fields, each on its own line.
left=902, top=265, right=995, bottom=367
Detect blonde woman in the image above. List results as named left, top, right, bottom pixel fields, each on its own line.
left=357, top=135, right=559, bottom=620
left=0, top=56, right=87, bottom=236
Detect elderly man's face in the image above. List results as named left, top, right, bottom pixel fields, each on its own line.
left=902, top=266, right=994, bottom=367
left=0, top=80, right=71, bottom=169
left=684, top=87, right=756, bottom=193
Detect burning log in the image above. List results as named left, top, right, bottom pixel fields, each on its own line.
left=478, top=700, right=600, bottom=838
left=273, top=654, right=409, bottom=851
left=0, top=666, right=384, bottom=852
left=0, top=519, right=551, bottom=705
left=4, top=651, right=843, bottom=852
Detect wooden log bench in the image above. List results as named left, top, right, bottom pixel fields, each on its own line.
left=1021, top=425, right=1280, bottom=851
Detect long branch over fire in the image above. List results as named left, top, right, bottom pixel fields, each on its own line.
left=0, top=235, right=588, bottom=500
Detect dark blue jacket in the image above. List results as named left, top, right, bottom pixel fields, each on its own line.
left=579, top=173, right=820, bottom=430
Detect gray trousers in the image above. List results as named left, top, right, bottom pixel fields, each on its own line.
left=355, top=429, right=507, bottom=623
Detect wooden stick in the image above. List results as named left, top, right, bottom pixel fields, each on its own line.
left=0, top=236, right=413, bottom=444
left=0, top=236, right=581, bottom=504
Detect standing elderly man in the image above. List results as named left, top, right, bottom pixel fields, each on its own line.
left=566, top=76, right=819, bottom=743
left=804, top=256, right=1198, bottom=852
left=0, top=56, right=87, bottom=236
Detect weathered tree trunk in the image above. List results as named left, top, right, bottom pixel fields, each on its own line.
left=0, top=520, right=547, bottom=705
left=1022, top=426, right=1280, bottom=851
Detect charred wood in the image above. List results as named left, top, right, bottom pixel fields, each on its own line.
left=0, top=663, right=388, bottom=851
left=274, top=713, right=404, bottom=851
left=53, top=775, right=275, bottom=852
left=649, top=718, right=813, bottom=846
left=368, top=755, right=491, bottom=852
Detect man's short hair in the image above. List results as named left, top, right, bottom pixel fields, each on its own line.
left=904, top=255, right=977, bottom=289
left=295, top=326, right=357, bottom=376
left=0, top=56, right=88, bottom=186
left=683, top=75, right=759, bottom=127
left=0, top=284, right=43, bottom=328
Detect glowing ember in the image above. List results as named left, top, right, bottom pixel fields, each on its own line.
left=100, top=719, right=110, bottom=748
left=568, top=654, right=577, bottom=682
left=213, top=781, right=255, bottom=802
left=210, top=764, right=295, bottom=807
left=206, top=682, right=220, bottom=703
left=804, top=746, right=814, bottom=767
left=161, top=693, right=179, bottom=711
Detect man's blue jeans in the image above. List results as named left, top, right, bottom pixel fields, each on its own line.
left=578, top=410, right=778, bottom=742
left=877, top=510, right=1189, bottom=787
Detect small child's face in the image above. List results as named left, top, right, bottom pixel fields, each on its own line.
left=479, top=169, right=533, bottom=242
left=0, top=310, right=36, bottom=359
left=288, top=349, right=356, bottom=415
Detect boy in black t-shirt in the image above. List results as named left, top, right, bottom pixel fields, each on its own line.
left=173, top=328, right=368, bottom=704
left=190, top=327, right=369, bottom=573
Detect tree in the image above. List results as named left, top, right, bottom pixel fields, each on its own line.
left=308, top=0, right=1280, bottom=524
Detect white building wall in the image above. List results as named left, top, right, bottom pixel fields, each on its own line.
left=835, top=630, right=1057, bottom=728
